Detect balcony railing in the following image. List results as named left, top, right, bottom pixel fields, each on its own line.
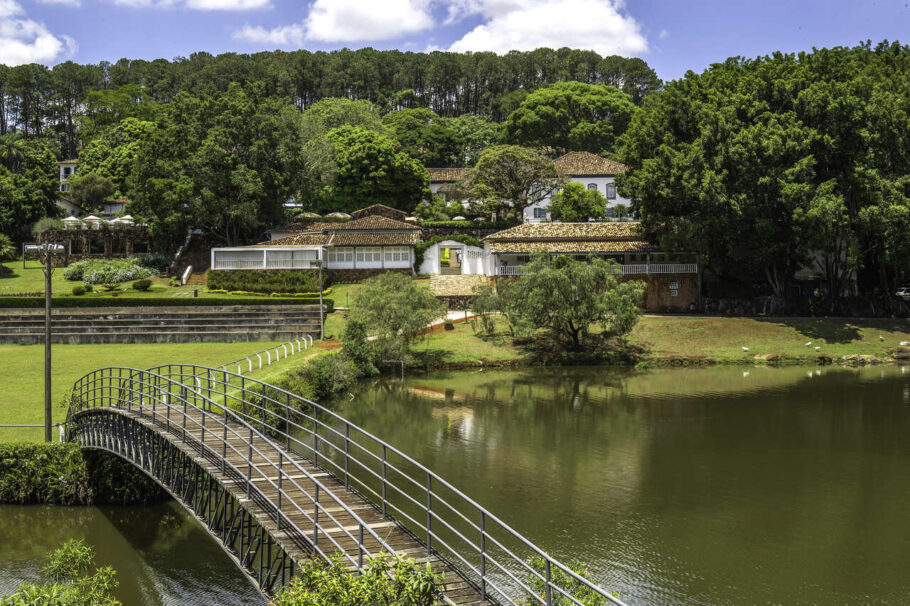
left=495, top=263, right=698, bottom=276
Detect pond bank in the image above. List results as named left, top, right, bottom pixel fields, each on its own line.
left=407, top=315, right=910, bottom=370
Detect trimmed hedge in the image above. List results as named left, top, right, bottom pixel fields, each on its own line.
left=0, top=296, right=334, bottom=310
left=0, top=443, right=166, bottom=506
left=206, top=269, right=330, bottom=294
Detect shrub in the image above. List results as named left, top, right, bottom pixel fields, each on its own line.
left=271, top=554, right=445, bottom=606
left=130, top=253, right=172, bottom=274
left=83, top=284, right=92, bottom=292
left=0, top=234, right=15, bottom=261
left=341, top=318, right=378, bottom=377
left=206, top=269, right=329, bottom=294
left=71, top=285, right=86, bottom=296
left=0, top=265, right=13, bottom=277
left=420, top=220, right=515, bottom=229
left=63, top=258, right=156, bottom=285
left=2, top=539, right=122, bottom=606
left=131, top=279, right=152, bottom=291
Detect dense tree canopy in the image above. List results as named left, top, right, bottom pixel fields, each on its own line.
left=503, top=82, right=637, bottom=154
left=0, top=136, right=58, bottom=239
left=467, top=145, right=564, bottom=220
left=548, top=182, right=608, bottom=222
left=619, top=41, right=910, bottom=303
left=321, top=126, right=429, bottom=213
left=132, top=83, right=302, bottom=247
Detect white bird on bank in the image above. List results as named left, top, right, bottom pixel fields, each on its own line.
left=900, top=341, right=909, bottom=346
left=815, top=346, right=821, bottom=351
left=880, top=335, right=885, bottom=341
left=742, top=346, right=749, bottom=352
left=805, top=341, right=812, bottom=346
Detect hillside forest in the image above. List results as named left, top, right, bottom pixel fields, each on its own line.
left=0, top=42, right=908, bottom=304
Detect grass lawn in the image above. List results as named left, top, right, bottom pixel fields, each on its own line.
left=0, top=341, right=283, bottom=443
left=416, top=319, right=522, bottom=365
left=631, top=315, right=910, bottom=363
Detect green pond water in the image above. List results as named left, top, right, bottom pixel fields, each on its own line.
left=2, top=364, right=908, bottom=605
left=329, top=364, right=910, bottom=605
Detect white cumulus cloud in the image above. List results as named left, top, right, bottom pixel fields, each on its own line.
left=234, top=0, right=434, bottom=46
left=0, top=0, right=74, bottom=65
left=234, top=22, right=304, bottom=45
left=112, top=0, right=270, bottom=10
left=36, top=0, right=81, bottom=6
left=448, top=0, right=648, bottom=56
left=305, top=0, right=433, bottom=42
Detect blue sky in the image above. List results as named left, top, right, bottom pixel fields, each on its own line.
left=3, top=0, right=909, bottom=81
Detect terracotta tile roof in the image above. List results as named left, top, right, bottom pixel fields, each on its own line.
left=553, top=152, right=627, bottom=176
left=56, top=159, right=78, bottom=165
left=488, top=239, right=656, bottom=253
left=250, top=233, right=330, bottom=247
left=427, top=167, right=470, bottom=182
left=485, top=221, right=658, bottom=254
left=330, top=232, right=420, bottom=246
left=254, top=215, right=421, bottom=247
left=350, top=204, right=409, bottom=221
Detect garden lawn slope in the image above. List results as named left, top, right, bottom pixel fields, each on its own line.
left=0, top=342, right=282, bottom=442
left=631, top=316, right=910, bottom=363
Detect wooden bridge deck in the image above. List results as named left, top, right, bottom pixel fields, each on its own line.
left=104, top=405, right=493, bottom=606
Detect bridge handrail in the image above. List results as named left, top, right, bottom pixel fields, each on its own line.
left=148, top=363, right=628, bottom=606
left=68, top=367, right=402, bottom=573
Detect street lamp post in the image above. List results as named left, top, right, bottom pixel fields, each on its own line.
left=313, top=259, right=324, bottom=340
left=42, top=246, right=55, bottom=442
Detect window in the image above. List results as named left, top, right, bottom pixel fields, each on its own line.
left=669, top=281, right=679, bottom=289
left=356, top=247, right=382, bottom=263
left=605, top=184, right=617, bottom=199
left=533, top=207, right=547, bottom=219
left=384, top=246, right=409, bottom=262
left=63, top=167, right=71, bottom=176
left=669, top=288, right=678, bottom=297
left=327, top=247, right=353, bottom=263
left=587, top=183, right=598, bottom=191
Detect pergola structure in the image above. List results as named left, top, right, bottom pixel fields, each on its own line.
left=38, top=226, right=152, bottom=264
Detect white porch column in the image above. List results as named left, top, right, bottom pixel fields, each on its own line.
left=262, top=249, right=268, bottom=270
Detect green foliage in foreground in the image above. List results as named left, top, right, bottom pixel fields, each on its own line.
left=270, top=554, right=445, bottom=606
left=525, top=556, right=612, bottom=606
left=0, top=540, right=120, bottom=606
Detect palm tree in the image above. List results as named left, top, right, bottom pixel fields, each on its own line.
left=0, top=134, right=25, bottom=173
left=0, top=234, right=15, bottom=261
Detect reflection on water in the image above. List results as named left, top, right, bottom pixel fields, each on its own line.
left=0, top=501, right=265, bottom=606
left=335, top=364, right=910, bottom=605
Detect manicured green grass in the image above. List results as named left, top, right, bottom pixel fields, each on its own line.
left=1, top=261, right=197, bottom=298
left=416, top=320, right=521, bottom=364
left=630, top=316, right=910, bottom=363
left=0, top=341, right=283, bottom=443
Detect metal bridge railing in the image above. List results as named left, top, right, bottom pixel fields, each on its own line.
left=148, top=363, right=628, bottom=606
left=68, top=367, right=402, bottom=574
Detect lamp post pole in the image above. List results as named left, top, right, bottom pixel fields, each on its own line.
left=315, top=260, right=324, bottom=340
left=43, top=247, right=53, bottom=442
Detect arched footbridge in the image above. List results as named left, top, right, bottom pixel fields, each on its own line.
left=65, top=365, right=627, bottom=606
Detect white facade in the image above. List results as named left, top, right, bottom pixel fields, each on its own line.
left=523, top=175, right=630, bottom=223
left=418, top=241, right=486, bottom=275
left=57, top=162, right=77, bottom=192
left=211, top=246, right=413, bottom=271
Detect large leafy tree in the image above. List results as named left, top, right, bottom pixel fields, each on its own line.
left=68, top=173, right=116, bottom=211
left=0, top=137, right=59, bottom=240
left=467, top=145, right=564, bottom=221
left=382, top=108, right=462, bottom=167
left=323, top=126, right=429, bottom=213
left=132, top=83, right=303, bottom=247
left=502, top=82, right=637, bottom=154
left=548, top=182, right=608, bottom=222
left=78, top=118, right=157, bottom=193
left=512, top=255, right=645, bottom=348
left=619, top=42, right=910, bottom=301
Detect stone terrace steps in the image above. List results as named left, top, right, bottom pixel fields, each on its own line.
left=0, top=305, right=323, bottom=345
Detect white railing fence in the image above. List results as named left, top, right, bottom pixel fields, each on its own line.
left=218, top=336, right=315, bottom=376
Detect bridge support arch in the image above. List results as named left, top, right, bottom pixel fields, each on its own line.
left=72, top=408, right=296, bottom=597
